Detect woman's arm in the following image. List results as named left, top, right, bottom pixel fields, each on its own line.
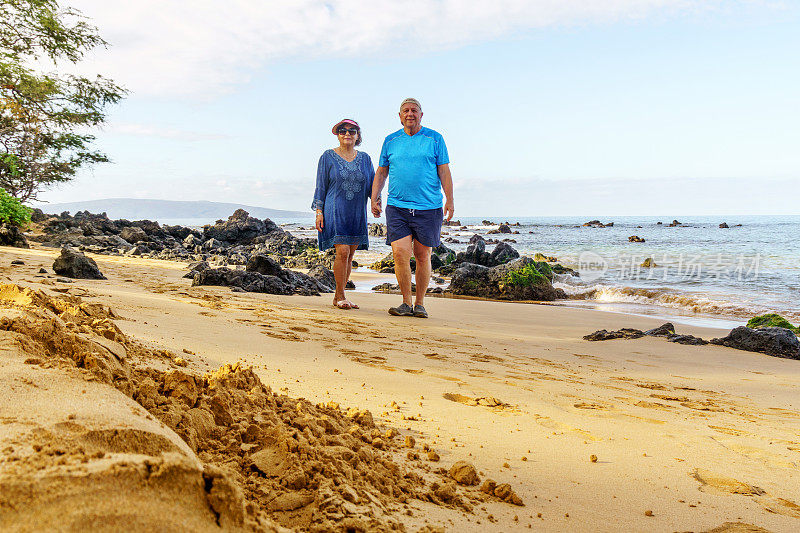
left=312, top=153, right=328, bottom=230
left=365, top=155, right=376, bottom=202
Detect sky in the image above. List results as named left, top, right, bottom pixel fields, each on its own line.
left=34, top=0, right=800, bottom=216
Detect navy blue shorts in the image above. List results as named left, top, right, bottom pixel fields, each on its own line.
left=385, top=205, right=443, bottom=248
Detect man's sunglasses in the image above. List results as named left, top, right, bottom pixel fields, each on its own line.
left=337, top=127, right=359, bottom=135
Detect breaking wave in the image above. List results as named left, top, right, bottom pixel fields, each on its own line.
left=553, top=279, right=800, bottom=322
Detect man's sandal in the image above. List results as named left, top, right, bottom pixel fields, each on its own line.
left=388, top=303, right=414, bottom=316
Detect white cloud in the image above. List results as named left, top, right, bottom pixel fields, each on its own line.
left=64, top=0, right=731, bottom=98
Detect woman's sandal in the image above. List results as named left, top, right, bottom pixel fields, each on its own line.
left=334, top=300, right=352, bottom=309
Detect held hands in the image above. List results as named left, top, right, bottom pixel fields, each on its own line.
left=371, top=197, right=382, bottom=218
left=315, top=211, right=324, bottom=231
left=444, top=199, right=455, bottom=221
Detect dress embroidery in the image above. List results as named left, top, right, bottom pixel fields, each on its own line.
left=333, top=151, right=364, bottom=201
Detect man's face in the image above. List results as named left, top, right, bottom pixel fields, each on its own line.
left=399, top=103, right=422, bottom=130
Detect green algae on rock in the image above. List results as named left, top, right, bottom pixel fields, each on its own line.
left=746, top=313, right=799, bottom=334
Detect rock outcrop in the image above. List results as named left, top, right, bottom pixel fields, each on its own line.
left=644, top=323, right=675, bottom=337
left=583, top=220, right=613, bottom=228
left=449, top=257, right=566, bottom=301
left=0, top=223, right=29, bottom=248
left=192, top=260, right=331, bottom=295
left=710, top=327, right=800, bottom=360
left=584, top=328, right=644, bottom=341
left=453, top=237, right=518, bottom=268
left=52, top=246, right=106, bottom=279
left=26, top=209, right=316, bottom=268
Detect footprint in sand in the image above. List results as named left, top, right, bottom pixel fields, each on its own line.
left=708, top=425, right=749, bottom=437
left=633, top=400, right=674, bottom=411
left=263, top=330, right=303, bottom=342
left=693, top=469, right=765, bottom=496
left=534, top=415, right=601, bottom=441
left=340, top=349, right=395, bottom=370
left=702, top=523, right=771, bottom=533
left=573, top=401, right=610, bottom=410
left=711, top=438, right=797, bottom=469
left=693, top=468, right=800, bottom=518
left=442, top=392, right=511, bottom=409
left=635, top=381, right=669, bottom=390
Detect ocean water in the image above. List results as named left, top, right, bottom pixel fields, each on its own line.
left=160, top=214, right=800, bottom=327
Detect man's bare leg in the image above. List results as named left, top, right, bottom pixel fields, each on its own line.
left=412, top=240, right=432, bottom=307
left=391, top=235, right=414, bottom=306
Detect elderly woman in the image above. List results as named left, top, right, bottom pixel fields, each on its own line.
left=312, top=119, right=375, bottom=309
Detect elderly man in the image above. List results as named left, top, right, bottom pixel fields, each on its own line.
left=371, top=97, right=454, bottom=318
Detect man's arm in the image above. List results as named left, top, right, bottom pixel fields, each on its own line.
left=437, top=163, right=454, bottom=221
left=371, top=166, right=388, bottom=217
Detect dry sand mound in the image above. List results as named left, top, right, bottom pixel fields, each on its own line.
left=0, top=284, right=521, bottom=532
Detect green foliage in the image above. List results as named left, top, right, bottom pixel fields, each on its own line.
left=1, top=0, right=125, bottom=202
left=503, top=261, right=553, bottom=288
left=747, top=313, right=799, bottom=334
left=0, top=187, right=31, bottom=226
left=1, top=0, right=107, bottom=63
left=0, top=152, right=22, bottom=178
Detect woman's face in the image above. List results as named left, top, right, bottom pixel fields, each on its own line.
left=337, top=124, right=359, bottom=147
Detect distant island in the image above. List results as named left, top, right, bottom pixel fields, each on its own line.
left=32, top=198, right=309, bottom=223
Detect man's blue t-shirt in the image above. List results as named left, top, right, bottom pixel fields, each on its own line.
left=378, top=126, right=449, bottom=210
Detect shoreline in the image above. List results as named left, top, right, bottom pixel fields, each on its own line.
left=349, top=268, right=750, bottom=331
left=22, top=208, right=798, bottom=326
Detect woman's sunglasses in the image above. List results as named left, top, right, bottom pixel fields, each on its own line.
left=337, top=127, right=359, bottom=135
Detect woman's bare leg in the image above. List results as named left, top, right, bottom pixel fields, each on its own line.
left=345, top=244, right=359, bottom=308
left=333, top=244, right=351, bottom=308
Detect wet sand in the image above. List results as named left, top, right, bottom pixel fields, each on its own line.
left=1, top=245, right=799, bottom=532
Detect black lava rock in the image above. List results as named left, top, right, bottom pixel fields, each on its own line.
left=710, top=326, right=800, bottom=359
left=644, top=323, right=676, bottom=337
left=245, top=254, right=282, bottom=276
left=667, top=334, right=708, bottom=345
left=0, top=223, right=29, bottom=248
left=583, top=328, right=644, bottom=341
left=52, top=247, right=106, bottom=279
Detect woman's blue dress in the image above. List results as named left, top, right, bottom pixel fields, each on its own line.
left=312, top=149, right=375, bottom=251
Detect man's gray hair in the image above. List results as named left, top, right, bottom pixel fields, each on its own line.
left=400, top=97, right=421, bottom=111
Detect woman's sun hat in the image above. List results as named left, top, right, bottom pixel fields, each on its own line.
left=331, top=118, right=360, bottom=134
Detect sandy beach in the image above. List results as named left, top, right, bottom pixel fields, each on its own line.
left=1, top=244, right=799, bottom=532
